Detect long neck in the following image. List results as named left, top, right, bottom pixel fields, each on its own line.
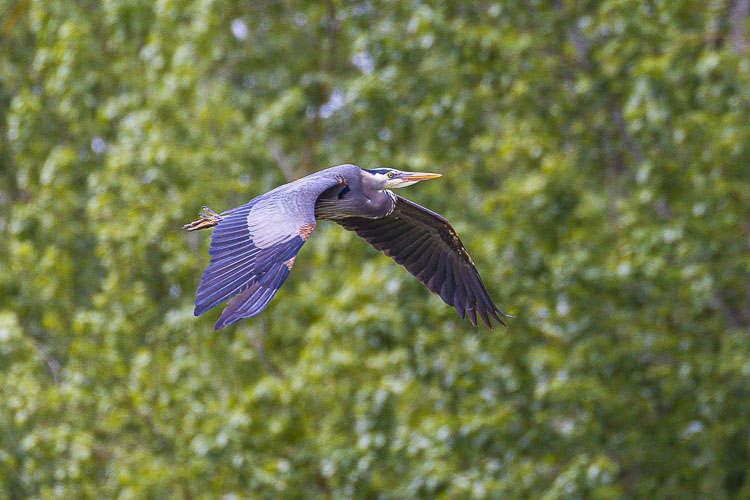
left=362, top=189, right=396, bottom=218
left=315, top=184, right=396, bottom=220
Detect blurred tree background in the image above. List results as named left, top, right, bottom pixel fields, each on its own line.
left=1, top=0, right=749, bottom=497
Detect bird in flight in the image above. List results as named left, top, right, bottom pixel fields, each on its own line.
left=184, top=164, right=512, bottom=330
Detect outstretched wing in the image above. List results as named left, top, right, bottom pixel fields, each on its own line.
left=194, top=172, right=345, bottom=330
left=336, top=196, right=509, bottom=328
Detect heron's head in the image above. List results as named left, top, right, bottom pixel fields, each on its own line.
left=364, top=168, right=442, bottom=189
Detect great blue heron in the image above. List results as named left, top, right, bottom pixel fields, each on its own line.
left=184, top=164, right=512, bottom=330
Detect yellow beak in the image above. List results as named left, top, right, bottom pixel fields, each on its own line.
left=400, top=172, right=442, bottom=181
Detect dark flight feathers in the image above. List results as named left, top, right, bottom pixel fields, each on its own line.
left=193, top=200, right=304, bottom=330
left=336, top=196, right=507, bottom=328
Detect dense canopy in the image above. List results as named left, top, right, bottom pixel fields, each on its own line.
left=1, top=0, right=749, bottom=498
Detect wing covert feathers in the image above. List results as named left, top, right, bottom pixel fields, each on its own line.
left=191, top=167, right=347, bottom=329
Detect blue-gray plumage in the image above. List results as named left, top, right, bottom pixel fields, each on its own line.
left=184, top=164, right=512, bottom=330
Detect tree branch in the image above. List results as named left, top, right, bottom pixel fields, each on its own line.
left=730, top=0, right=750, bottom=53
left=19, top=319, right=62, bottom=385
left=325, top=0, right=340, bottom=71
left=610, top=106, right=644, bottom=165
left=268, top=141, right=297, bottom=182
left=1, top=0, right=29, bottom=37
left=248, top=318, right=282, bottom=377
left=566, top=19, right=644, bottom=170
left=31, top=340, right=62, bottom=385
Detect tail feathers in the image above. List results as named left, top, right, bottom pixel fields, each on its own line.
left=212, top=263, right=291, bottom=330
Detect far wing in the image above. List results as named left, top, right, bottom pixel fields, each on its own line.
left=194, top=176, right=341, bottom=330
left=336, top=196, right=509, bottom=328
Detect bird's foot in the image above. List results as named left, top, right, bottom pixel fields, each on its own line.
left=183, top=206, right=223, bottom=231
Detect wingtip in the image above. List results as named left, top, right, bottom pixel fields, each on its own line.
left=466, top=308, right=478, bottom=327
left=487, top=307, right=510, bottom=327
left=214, top=310, right=238, bottom=330
left=456, top=304, right=465, bottom=319
left=194, top=300, right=214, bottom=317
left=213, top=304, right=244, bottom=331
left=478, top=309, right=492, bottom=329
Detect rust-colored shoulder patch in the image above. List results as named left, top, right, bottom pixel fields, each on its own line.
left=299, top=222, right=316, bottom=241
left=285, top=257, right=296, bottom=270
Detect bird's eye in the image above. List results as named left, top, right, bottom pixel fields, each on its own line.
left=387, top=172, right=395, bottom=178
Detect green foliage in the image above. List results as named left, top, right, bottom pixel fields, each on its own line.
left=2, top=0, right=749, bottom=497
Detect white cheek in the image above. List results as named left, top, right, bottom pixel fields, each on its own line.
left=394, top=180, right=418, bottom=188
